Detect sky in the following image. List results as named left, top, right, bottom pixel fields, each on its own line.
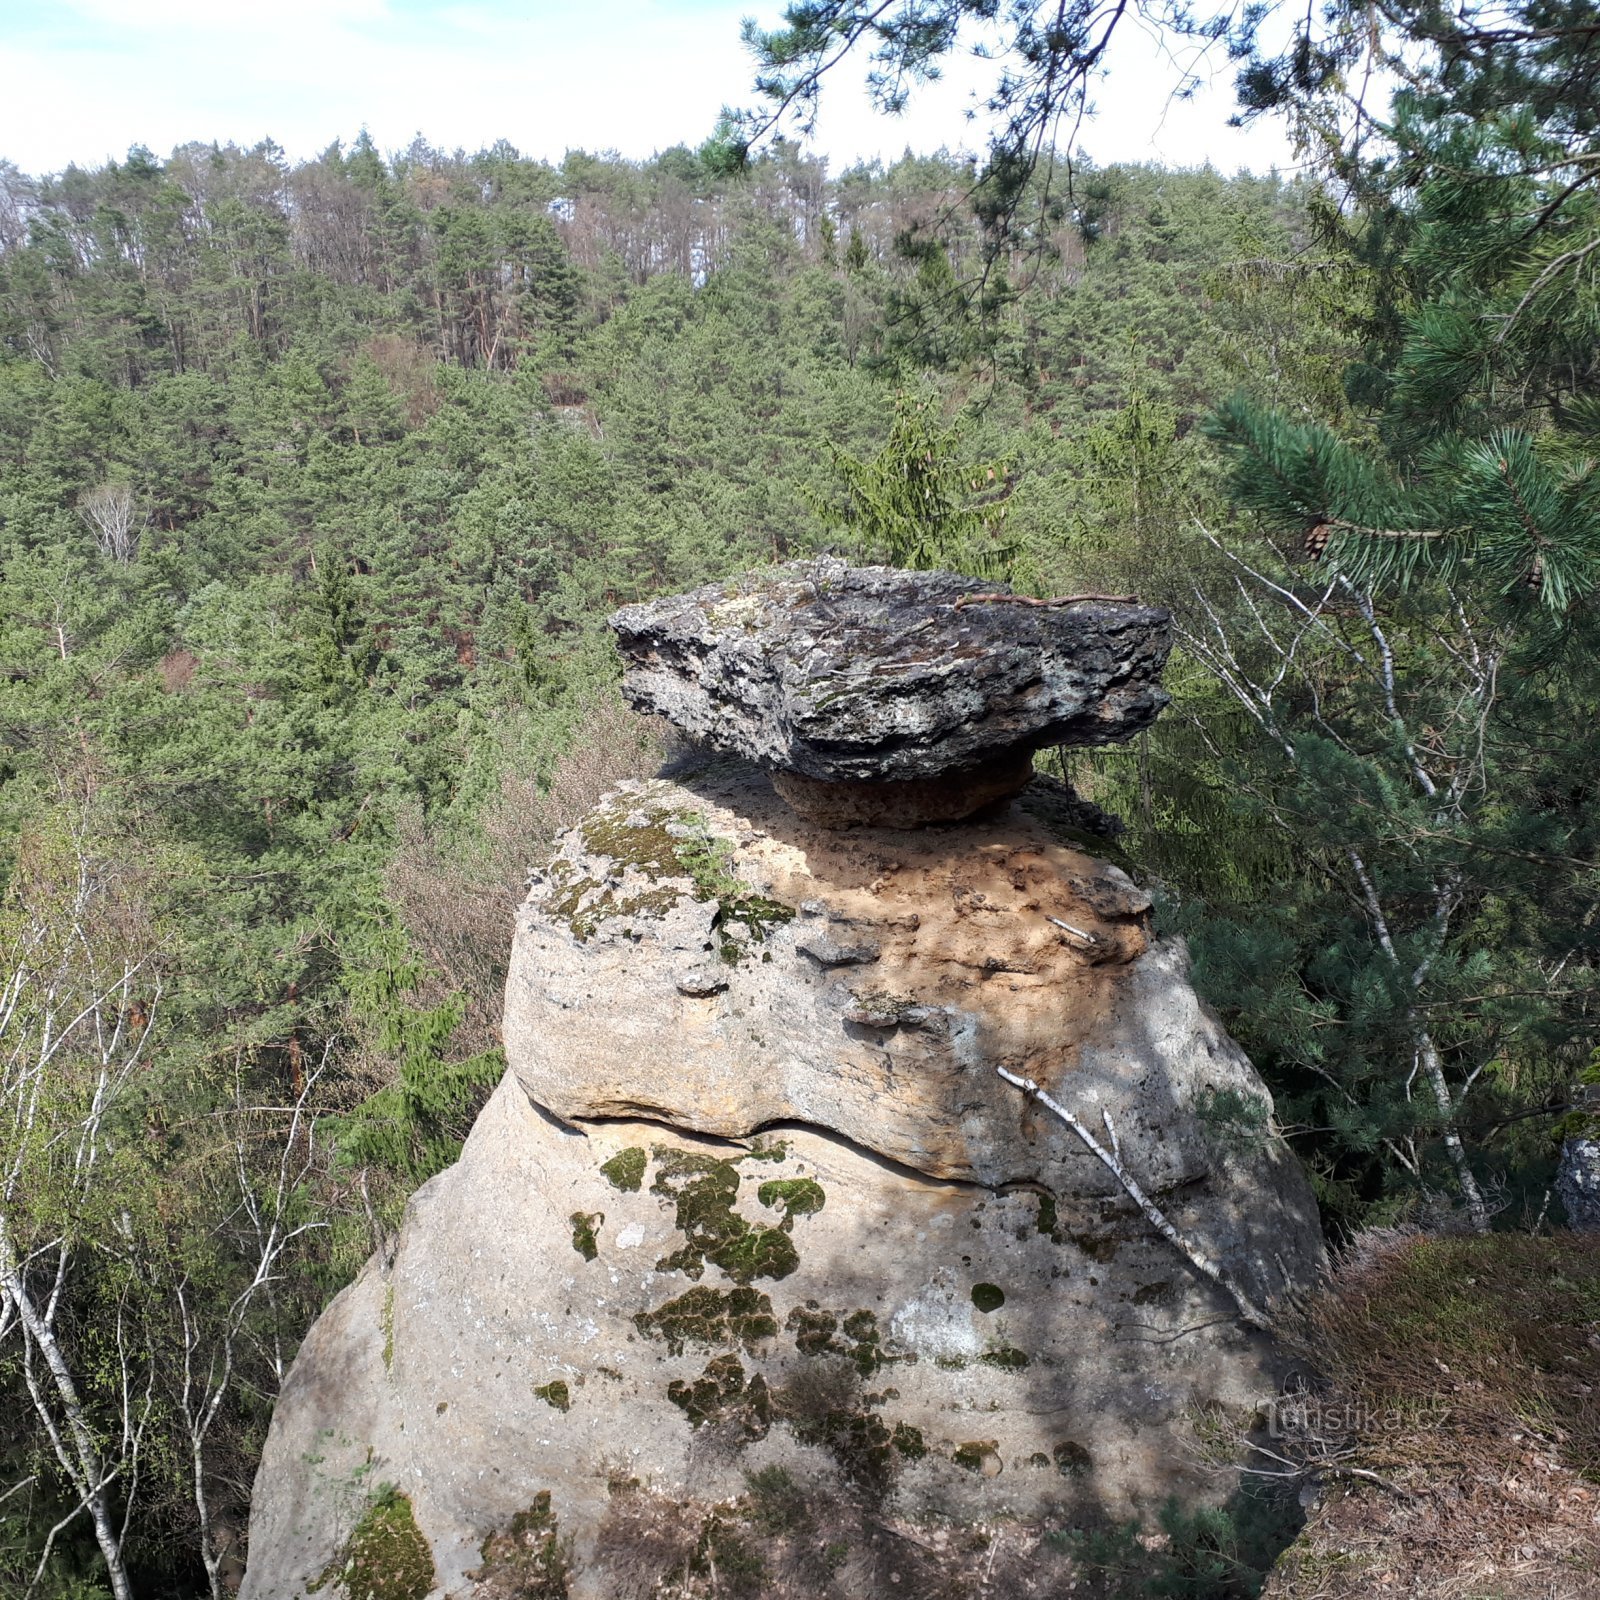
left=0, top=0, right=1299, bottom=179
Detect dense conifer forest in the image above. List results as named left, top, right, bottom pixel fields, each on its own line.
left=2, top=0, right=1599, bottom=1582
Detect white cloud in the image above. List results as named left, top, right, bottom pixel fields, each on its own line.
left=0, top=0, right=1298, bottom=177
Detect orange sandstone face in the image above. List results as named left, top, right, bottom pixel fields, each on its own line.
left=504, top=767, right=1162, bottom=1190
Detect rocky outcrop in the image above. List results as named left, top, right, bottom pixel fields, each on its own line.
left=1557, top=1136, right=1600, bottom=1230
left=240, top=564, right=1323, bottom=1600
left=611, top=559, right=1171, bottom=825
left=505, top=766, right=1303, bottom=1244
left=240, top=1070, right=1313, bottom=1600
left=241, top=761, right=1323, bottom=1600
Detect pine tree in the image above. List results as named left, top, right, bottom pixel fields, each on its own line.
left=1182, top=3, right=1600, bottom=1226
left=1212, top=0, right=1600, bottom=611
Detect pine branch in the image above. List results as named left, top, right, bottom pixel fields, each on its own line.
left=1495, top=232, right=1600, bottom=347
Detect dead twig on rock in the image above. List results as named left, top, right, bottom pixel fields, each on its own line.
left=951, top=591, right=1139, bottom=611
left=995, top=1066, right=1276, bottom=1331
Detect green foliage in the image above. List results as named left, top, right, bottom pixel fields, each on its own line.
left=1049, top=1482, right=1302, bottom=1599
left=810, top=387, right=1018, bottom=577
left=328, top=926, right=504, bottom=1189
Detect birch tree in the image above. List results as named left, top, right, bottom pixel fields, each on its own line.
left=0, top=810, right=164, bottom=1599
left=76, top=485, right=143, bottom=566
left=169, top=1050, right=328, bottom=1600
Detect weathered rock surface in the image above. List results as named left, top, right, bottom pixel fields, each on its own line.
left=240, top=1069, right=1309, bottom=1600
left=611, top=559, right=1170, bottom=825
left=503, top=764, right=1317, bottom=1280
left=240, top=689, right=1326, bottom=1596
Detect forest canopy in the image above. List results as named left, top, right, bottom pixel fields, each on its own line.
left=1, top=0, right=1598, bottom=1584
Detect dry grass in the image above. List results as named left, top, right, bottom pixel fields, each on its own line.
left=1263, top=1228, right=1600, bottom=1600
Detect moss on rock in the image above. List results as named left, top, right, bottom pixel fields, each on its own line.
left=783, top=1303, right=900, bottom=1376
left=650, top=1148, right=801, bottom=1284
left=971, top=1283, right=1006, bottom=1313
left=546, top=801, right=793, bottom=959
left=979, top=1345, right=1030, bottom=1371
left=568, top=1211, right=602, bottom=1261
left=475, top=1490, right=571, bottom=1599
left=633, top=1286, right=779, bottom=1356
left=534, top=1380, right=571, bottom=1413
left=952, top=1440, right=1000, bottom=1474
left=756, top=1177, right=826, bottom=1227
left=891, top=1421, right=927, bottom=1460
left=309, top=1485, right=434, bottom=1600
left=667, top=1353, right=772, bottom=1438
left=599, top=1147, right=647, bottom=1192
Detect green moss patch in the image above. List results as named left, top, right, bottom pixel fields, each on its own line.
left=633, top=1285, right=779, bottom=1356
left=569, top=1211, right=603, bottom=1262
left=310, top=1484, right=434, bottom=1600
left=891, top=1421, right=927, bottom=1460
left=979, top=1345, right=1030, bottom=1370
left=952, top=1440, right=1000, bottom=1474
left=667, top=1353, right=772, bottom=1439
left=787, top=1306, right=838, bottom=1357
left=650, top=1147, right=801, bottom=1283
left=784, top=1304, right=901, bottom=1376
left=743, top=1138, right=790, bottom=1163
left=971, top=1283, right=1006, bottom=1313
left=789, top=1406, right=905, bottom=1499
left=548, top=802, right=793, bottom=959
left=599, top=1147, right=647, bottom=1192
left=534, top=1380, right=571, bottom=1413
left=476, top=1490, right=571, bottom=1599
left=757, top=1177, right=826, bottom=1226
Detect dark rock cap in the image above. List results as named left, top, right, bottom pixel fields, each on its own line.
left=610, top=559, right=1172, bottom=793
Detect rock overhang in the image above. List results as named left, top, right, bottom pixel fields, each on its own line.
left=610, top=558, right=1173, bottom=825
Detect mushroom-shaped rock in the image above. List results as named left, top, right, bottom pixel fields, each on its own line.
left=610, top=558, right=1172, bottom=826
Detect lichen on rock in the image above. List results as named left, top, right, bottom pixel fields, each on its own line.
left=611, top=558, right=1172, bottom=829
left=540, top=798, right=792, bottom=956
